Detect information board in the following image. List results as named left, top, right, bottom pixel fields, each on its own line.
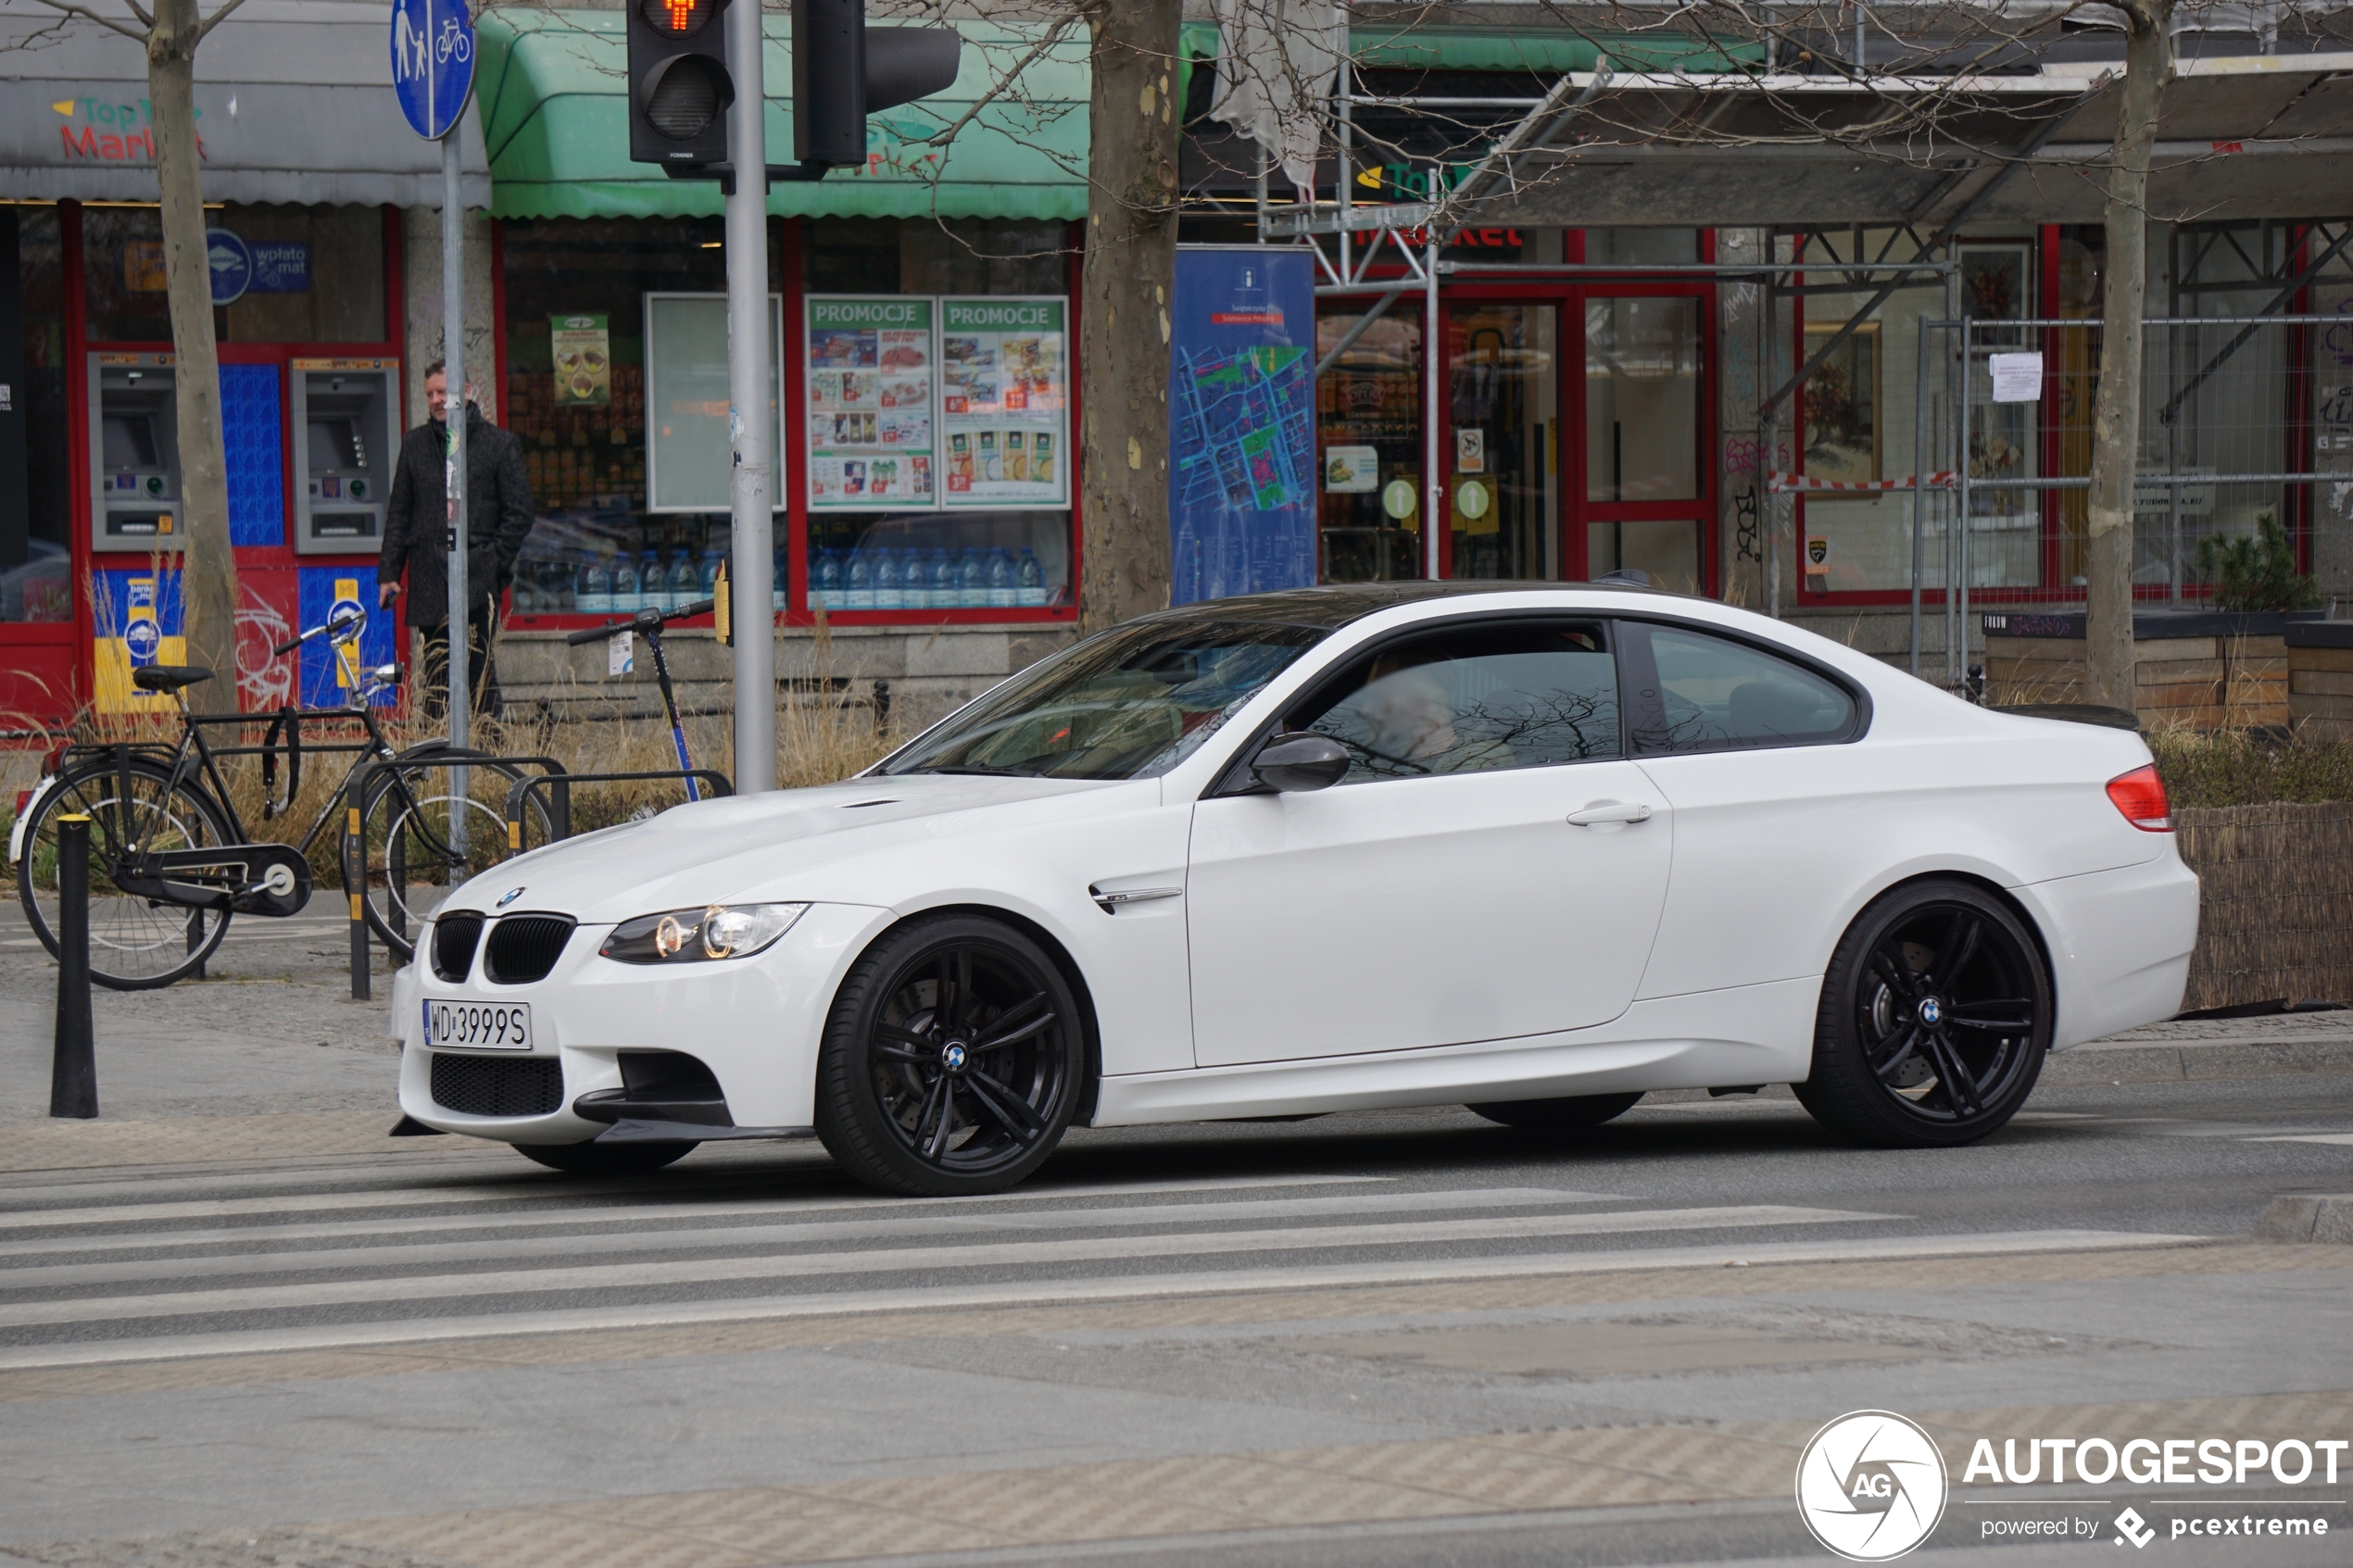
left=642, top=293, right=783, bottom=515
left=1167, top=248, right=1316, bottom=604
left=804, top=296, right=937, bottom=509
left=940, top=296, right=1069, bottom=509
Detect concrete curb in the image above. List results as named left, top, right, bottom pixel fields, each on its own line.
left=2043, top=1035, right=2353, bottom=1085
left=2252, top=1194, right=2353, bottom=1244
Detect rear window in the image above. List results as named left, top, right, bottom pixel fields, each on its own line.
left=1622, top=621, right=1858, bottom=753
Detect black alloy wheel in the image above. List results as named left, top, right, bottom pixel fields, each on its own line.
left=1795, top=879, right=2051, bottom=1148
left=815, top=914, right=1084, bottom=1196
left=1466, top=1093, right=1643, bottom=1133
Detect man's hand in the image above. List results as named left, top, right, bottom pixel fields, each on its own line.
left=378, top=583, right=399, bottom=609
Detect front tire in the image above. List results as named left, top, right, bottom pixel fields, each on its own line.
left=1794, top=879, right=2051, bottom=1148
left=815, top=914, right=1085, bottom=1196
left=17, top=757, right=235, bottom=989
left=1467, top=1093, right=1643, bottom=1132
left=512, top=1140, right=696, bottom=1175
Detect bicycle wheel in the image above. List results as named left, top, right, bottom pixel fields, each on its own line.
left=358, top=753, right=551, bottom=961
left=17, top=757, right=235, bottom=989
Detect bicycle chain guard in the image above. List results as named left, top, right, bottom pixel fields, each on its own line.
left=112, top=842, right=314, bottom=918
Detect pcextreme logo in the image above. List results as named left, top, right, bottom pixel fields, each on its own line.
left=1796, top=1411, right=1950, bottom=1562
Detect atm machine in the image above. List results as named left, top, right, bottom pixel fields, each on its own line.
left=290, top=358, right=398, bottom=554
left=88, top=351, right=182, bottom=552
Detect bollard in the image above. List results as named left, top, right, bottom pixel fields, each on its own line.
left=346, top=766, right=371, bottom=1002
left=49, top=813, right=96, bottom=1120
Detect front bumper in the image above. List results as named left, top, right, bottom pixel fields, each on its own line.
left=394, top=901, right=889, bottom=1145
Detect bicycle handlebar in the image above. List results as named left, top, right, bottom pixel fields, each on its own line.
left=272, top=604, right=369, bottom=658
left=564, top=599, right=718, bottom=645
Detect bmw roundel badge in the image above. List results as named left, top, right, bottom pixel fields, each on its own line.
left=497, top=886, right=526, bottom=908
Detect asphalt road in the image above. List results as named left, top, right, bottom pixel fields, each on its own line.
left=3, top=1072, right=2350, bottom=1568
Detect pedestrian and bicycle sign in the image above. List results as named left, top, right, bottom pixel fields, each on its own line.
left=389, top=0, right=475, bottom=142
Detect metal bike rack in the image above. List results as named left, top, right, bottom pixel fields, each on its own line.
left=502, top=769, right=734, bottom=858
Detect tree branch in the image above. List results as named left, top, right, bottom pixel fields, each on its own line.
left=923, top=11, right=1080, bottom=148
left=25, top=0, right=149, bottom=44
left=195, top=0, right=256, bottom=46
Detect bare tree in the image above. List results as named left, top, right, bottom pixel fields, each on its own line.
left=1076, top=0, right=1182, bottom=630
left=32, top=0, right=245, bottom=684
left=2086, top=0, right=2173, bottom=709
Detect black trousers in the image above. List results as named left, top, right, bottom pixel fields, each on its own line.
left=415, top=603, right=501, bottom=724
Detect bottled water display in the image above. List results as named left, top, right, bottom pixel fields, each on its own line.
left=578, top=552, right=611, bottom=616
left=1017, top=547, right=1045, bottom=607
left=875, top=549, right=902, bottom=611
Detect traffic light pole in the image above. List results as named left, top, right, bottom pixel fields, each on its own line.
left=725, top=0, right=776, bottom=793
left=442, top=125, right=471, bottom=850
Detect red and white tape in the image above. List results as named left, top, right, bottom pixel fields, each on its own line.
left=1767, top=471, right=1957, bottom=494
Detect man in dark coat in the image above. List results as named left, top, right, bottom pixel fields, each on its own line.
left=378, top=362, right=535, bottom=720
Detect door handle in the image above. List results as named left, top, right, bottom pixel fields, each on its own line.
left=1567, top=800, right=1654, bottom=827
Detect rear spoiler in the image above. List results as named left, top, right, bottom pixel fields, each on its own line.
left=1994, top=703, right=2141, bottom=732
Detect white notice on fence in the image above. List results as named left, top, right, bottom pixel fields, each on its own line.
left=1989, top=352, right=2044, bottom=403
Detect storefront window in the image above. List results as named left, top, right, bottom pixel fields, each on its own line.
left=1793, top=231, right=1971, bottom=596
left=1584, top=229, right=1700, bottom=267
left=1585, top=296, right=1700, bottom=504
left=800, top=219, right=1075, bottom=616
left=81, top=205, right=172, bottom=344
left=500, top=218, right=753, bottom=618
left=216, top=204, right=385, bottom=345
left=5, top=205, right=70, bottom=623
left=1316, top=307, right=1423, bottom=582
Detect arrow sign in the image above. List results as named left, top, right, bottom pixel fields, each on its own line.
left=390, top=0, right=476, bottom=141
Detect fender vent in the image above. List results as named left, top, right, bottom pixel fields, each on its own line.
left=430, top=1053, right=561, bottom=1117
left=431, top=913, right=484, bottom=984
left=484, top=915, right=575, bottom=985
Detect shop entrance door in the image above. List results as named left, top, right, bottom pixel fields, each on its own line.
left=1433, top=287, right=1712, bottom=592
left=1574, top=292, right=1711, bottom=593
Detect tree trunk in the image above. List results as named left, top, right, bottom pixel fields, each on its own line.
left=148, top=0, right=237, bottom=691
left=2084, top=1, right=2171, bottom=711
left=1076, top=0, right=1181, bottom=632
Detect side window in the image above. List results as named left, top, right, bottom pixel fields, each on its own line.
left=1292, top=621, right=1620, bottom=783
left=1625, top=622, right=1857, bottom=754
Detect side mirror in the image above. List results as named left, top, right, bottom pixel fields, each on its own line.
left=1251, top=732, right=1351, bottom=793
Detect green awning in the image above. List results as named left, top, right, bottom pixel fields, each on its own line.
left=476, top=9, right=1090, bottom=221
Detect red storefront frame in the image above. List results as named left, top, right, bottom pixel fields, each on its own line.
left=2, top=201, right=409, bottom=731
left=500, top=216, right=1087, bottom=635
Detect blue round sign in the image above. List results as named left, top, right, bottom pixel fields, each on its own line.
left=390, top=0, right=476, bottom=141
left=205, top=228, right=251, bottom=307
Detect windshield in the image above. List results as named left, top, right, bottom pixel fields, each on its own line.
left=880, top=619, right=1327, bottom=780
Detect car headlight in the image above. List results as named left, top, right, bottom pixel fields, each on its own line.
left=598, top=902, right=810, bottom=964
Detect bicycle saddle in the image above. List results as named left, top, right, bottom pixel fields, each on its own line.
left=131, top=664, right=214, bottom=692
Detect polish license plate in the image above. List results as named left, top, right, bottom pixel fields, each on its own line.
left=423, top=999, right=534, bottom=1051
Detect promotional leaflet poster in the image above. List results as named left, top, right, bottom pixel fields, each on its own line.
left=1167, top=248, right=1316, bottom=604
left=550, top=314, right=611, bottom=408
left=939, top=296, right=1069, bottom=508
left=805, top=296, right=937, bottom=508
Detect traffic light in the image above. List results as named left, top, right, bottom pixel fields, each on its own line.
left=791, top=0, right=961, bottom=171
left=628, top=0, right=735, bottom=167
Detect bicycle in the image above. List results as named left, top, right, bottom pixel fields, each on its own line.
left=11, top=607, right=552, bottom=988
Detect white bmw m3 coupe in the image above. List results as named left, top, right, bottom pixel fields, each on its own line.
left=394, top=583, right=2199, bottom=1194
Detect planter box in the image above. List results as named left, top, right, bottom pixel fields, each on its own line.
left=1981, top=610, right=2319, bottom=731
left=2177, top=802, right=2353, bottom=1010
left=2286, top=621, right=2353, bottom=740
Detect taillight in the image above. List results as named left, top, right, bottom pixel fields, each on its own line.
left=2107, top=764, right=2171, bottom=832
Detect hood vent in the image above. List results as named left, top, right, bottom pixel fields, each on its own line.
left=484, top=915, right=576, bottom=985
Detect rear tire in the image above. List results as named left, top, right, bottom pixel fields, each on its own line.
left=1794, top=878, right=2050, bottom=1149
left=1466, top=1093, right=1643, bottom=1132
left=16, top=757, right=234, bottom=990
left=512, top=1140, right=696, bottom=1175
